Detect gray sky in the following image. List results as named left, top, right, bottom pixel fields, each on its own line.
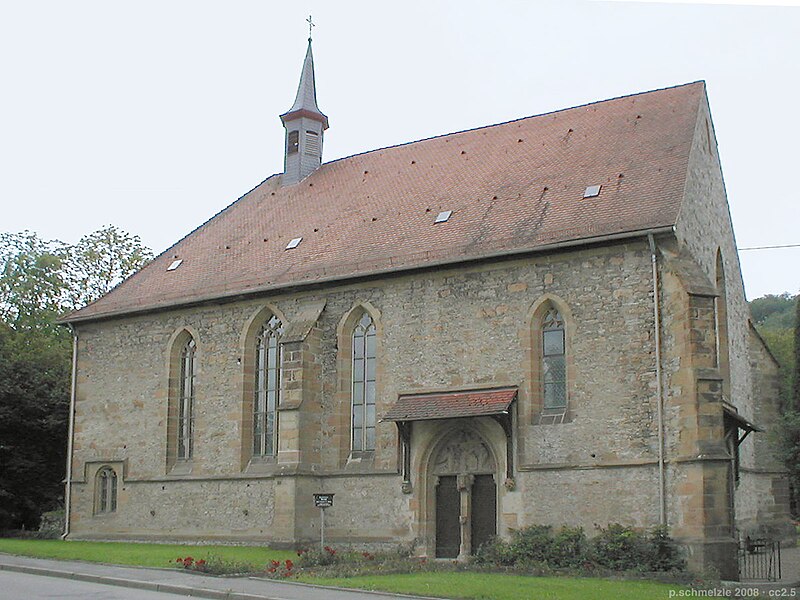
left=1, top=0, right=798, bottom=299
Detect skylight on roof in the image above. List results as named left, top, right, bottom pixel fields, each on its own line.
left=285, top=237, right=303, bottom=250
left=434, top=210, right=453, bottom=224
left=583, top=185, right=602, bottom=198
left=166, top=259, right=183, bottom=271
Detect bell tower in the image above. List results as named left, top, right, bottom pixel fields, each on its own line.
left=280, top=31, right=328, bottom=186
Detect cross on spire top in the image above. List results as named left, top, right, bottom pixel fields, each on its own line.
left=306, top=14, right=315, bottom=41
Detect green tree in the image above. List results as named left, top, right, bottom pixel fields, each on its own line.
left=64, top=225, right=153, bottom=309
left=759, top=328, right=794, bottom=408
left=793, top=295, right=800, bottom=412
left=0, top=226, right=151, bottom=530
left=750, top=293, right=797, bottom=329
left=0, top=323, right=71, bottom=530
left=0, top=232, right=71, bottom=333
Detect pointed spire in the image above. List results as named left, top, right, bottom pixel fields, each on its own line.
left=280, top=39, right=328, bottom=130
left=280, top=34, right=329, bottom=185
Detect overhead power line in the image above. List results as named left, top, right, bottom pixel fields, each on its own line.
left=738, top=243, right=800, bottom=251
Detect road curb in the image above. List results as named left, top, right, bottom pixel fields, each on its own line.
left=0, top=562, right=278, bottom=600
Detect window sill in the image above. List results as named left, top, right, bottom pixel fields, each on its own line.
left=345, top=451, right=376, bottom=471
left=536, top=409, right=570, bottom=425
left=245, top=456, right=278, bottom=475
left=168, top=460, right=193, bottom=476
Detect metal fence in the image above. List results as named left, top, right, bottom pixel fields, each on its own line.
left=738, top=537, right=781, bottom=581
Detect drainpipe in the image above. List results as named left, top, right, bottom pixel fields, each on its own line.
left=62, top=325, right=78, bottom=540
left=648, top=234, right=667, bottom=526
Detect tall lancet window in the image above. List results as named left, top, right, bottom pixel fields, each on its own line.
left=254, top=315, right=283, bottom=457
left=177, top=337, right=196, bottom=460
left=542, top=308, right=567, bottom=410
left=352, top=312, right=377, bottom=452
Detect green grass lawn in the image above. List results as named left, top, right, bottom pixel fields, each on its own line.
left=0, top=538, right=293, bottom=569
left=301, top=572, right=684, bottom=600
left=0, top=539, right=688, bottom=600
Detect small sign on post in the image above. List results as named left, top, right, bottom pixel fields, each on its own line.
left=314, top=493, right=334, bottom=508
left=313, top=493, right=334, bottom=550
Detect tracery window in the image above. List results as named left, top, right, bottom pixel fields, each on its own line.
left=541, top=308, right=566, bottom=411
left=96, top=467, right=117, bottom=514
left=177, top=337, right=196, bottom=460
left=253, top=315, right=283, bottom=457
left=351, top=312, right=377, bottom=452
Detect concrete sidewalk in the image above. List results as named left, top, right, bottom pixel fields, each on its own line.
left=0, top=553, right=439, bottom=600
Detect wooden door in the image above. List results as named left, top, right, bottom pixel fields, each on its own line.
left=471, top=474, right=496, bottom=553
left=435, top=475, right=460, bottom=558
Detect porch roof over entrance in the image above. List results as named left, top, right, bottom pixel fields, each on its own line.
left=383, top=387, right=517, bottom=422
left=722, top=402, right=762, bottom=433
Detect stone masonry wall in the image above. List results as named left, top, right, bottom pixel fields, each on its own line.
left=69, top=238, right=667, bottom=543
left=663, top=94, right=792, bottom=576
left=674, top=95, right=753, bottom=441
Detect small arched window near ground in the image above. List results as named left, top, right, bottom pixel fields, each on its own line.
left=352, top=312, right=377, bottom=452
left=254, top=315, right=283, bottom=457
left=95, top=467, right=117, bottom=514
left=177, top=337, right=196, bottom=460
left=542, top=308, right=567, bottom=411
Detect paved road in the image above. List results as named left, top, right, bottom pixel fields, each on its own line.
left=0, top=553, right=436, bottom=600
left=0, top=569, right=187, bottom=599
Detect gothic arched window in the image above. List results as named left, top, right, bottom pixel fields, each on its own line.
left=541, top=308, right=566, bottom=411
left=177, top=337, right=196, bottom=460
left=96, top=467, right=117, bottom=514
left=352, top=312, right=377, bottom=452
left=254, top=315, right=283, bottom=457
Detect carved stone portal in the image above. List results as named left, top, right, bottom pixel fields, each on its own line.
left=432, top=429, right=495, bottom=476
left=432, top=429, right=497, bottom=560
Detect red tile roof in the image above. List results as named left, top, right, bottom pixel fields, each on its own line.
left=63, top=82, right=704, bottom=323
left=383, top=388, right=518, bottom=422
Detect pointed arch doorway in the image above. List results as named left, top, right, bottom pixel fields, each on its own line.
left=383, top=387, right=516, bottom=559
left=431, top=428, right=497, bottom=559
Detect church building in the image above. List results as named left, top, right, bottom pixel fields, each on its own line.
left=60, top=39, right=793, bottom=579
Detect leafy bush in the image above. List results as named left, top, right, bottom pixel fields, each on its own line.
left=296, top=545, right=339, bottom=567
left=264, top=558, right=296, bottom=578
left=647, top=525, right=686, bottom=572
left=474, top=523, right=684, bottom=573
left=174, top=554, right=264, bottom=575
left=37, top=509, right=64, bottom=539
left=589, top=524, right=654, bottom=571
left=550, top=526, right=588, bottom=569
left=509, top=524, right=555, bottom=564
left=175, top=556, right=209, bottom=573
left=473, top=536, right=516, bottom=566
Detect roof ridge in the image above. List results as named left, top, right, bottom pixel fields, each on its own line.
left=320, top=80, right=706, bottom=169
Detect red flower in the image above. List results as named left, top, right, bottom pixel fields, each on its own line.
left=285, top=559, right=293, bottom=569
left=270, top=560, right=280, bottom=567
left=196, top=560, right=206, bottom=566
left=267, top=567, right=276, bottom=573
